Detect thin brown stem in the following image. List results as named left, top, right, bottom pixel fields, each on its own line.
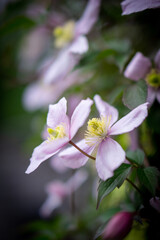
left=69, top=140, right=95, bottom=160
left=126, top=178, right=142, bottom=195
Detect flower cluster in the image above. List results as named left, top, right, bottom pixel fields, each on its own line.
left=26, top=95, right=148, bottom=181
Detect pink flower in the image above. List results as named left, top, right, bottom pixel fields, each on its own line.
left=121, top=0, right=160, bottom=15
left=124, top=51, right=160, bottom=105
left=102, top=211, right=134, bottom=240
left=40, top=169, right=88, bottom=217
left=42, top=0, right=101, bottom=84
left=25, top=97, right=93, bottom=174
left=59, top=95, right=148, bottom=180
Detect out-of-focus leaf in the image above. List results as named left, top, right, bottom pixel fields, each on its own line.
left=123, top=80, right=147, bottom=110
left=126, top=149, right=145, bottom=166
left=137, top=167, right=160, bottom=196
left=0, top=16, right=35, bottom=37
left=97, top=164, right=132, bottom=208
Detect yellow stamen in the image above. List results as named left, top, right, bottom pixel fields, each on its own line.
left=85, top=116, right=111, bottom=146
left=53, top=20, right=75, bottom=48
left=47, top=125, right=66, bottom=141
left=146, top=69, right=160, bottom=88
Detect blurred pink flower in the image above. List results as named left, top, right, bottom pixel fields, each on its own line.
left=40, top=169, right=88, bottom=217
left=124, top=51, right=160, bottom=105
left=59, top=95, right=148, bottom=180
left=121, top=0, right=160, bottom=15
left=42, top=0, right=101, bottom=84
left=25, top=97, right=93, bottom=174
left=102, top=211, right=134, bottom=240
left=23, top=70, right=85, bottom=111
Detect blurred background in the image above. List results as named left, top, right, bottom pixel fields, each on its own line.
left=0, top=0, right=160, bottom=239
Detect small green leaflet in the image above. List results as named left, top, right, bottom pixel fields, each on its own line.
left=123, top=79, right=147, bottom=110
left=97, top=164, right=132, bottom=208
left=137, top=167, right=160, bottom=196
left=126, top=149, right=145, bottom=166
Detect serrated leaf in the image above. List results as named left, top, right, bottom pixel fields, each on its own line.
left=137, top=167, right=160, bottom=196
left=97, top=164, right=132, bottom=208
left=123, top=79, right=147, bottom=110
left=126, top=149, right=145, bottom=166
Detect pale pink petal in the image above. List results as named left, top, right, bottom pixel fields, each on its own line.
left=67, top=94, right=82, bottom=117
left=96, top=138, right=125, bottom=181
left=70, top=98, right=93, bottom=139
left=58, top=139, right=95, bottom=168
left=124, top=52, right=151, bottom=81
left=50, top=157, right=68, bottom=173
left=147, top=86, right=156, bottom=105
left=66, top=169, right=88, bottom=194
left=42, top=48, right=80, bottom=84
left=46, top=181, right=67, bottom=196
left=25, top=137, right=69, bottom=174
left=110, top=103, right=148, bottom=136
left=94, top=94, right=119, bottom=126
left=75, top=0, right=101, bottom=36
left=47, top=97, right=69, bottom=130
left=23, top=80, right=68, bottom=111
left=156, top=89, right=160, bottom=103
left=39, top=195, right=63, bottom=217
left=121, top=0, right=160, bottom=15
left=154, top=49, right=160, bottom=71
left=69, top=35, right=89, bottom=54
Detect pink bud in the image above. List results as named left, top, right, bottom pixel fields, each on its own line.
left=102, top=211, right=134, bottom=240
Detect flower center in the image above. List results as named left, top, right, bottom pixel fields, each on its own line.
left=53, top=20, right=75, bottom=48
left=146, top=69, right=160, bottom=88
left=47, top=125, right=66, bottom=141
left=85, top=116, right=111, bottom=146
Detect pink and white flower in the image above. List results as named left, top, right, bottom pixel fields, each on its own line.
left=40, top=169, right=88, bottom=217
left=121, top=0, right=160, bottom=15
left=25, top=97, right=93, bottom=174
left=124, top=51, right=160, bottom=105
left=59, top=95, right=148, bottom=180
left=42, top=0, right=101, bottom=85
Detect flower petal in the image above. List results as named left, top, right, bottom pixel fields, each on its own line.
left=58, top=139, right=95, bottom=168
left=25, top=137, right=69, bottom=174
left=147, top=86, right=156, bottom=106
left=42, top=48, right=80, bottom=84
left=69, top=35, right=89, bottom=54
left=96, top=138, right=125, bottom=181
left=94, top=94, right=119, bottom=126
left=47, top=97, right=69, bottom=130
left=40, top=195, right=63, bottom=217
left=70, top=98, right=93, bottom=139
left=156, top=89, right=160, bottom=103
left=110, top=103, right=148, bottom=136
left=121, top=0, right=160, bottom=15
left=154, top=49, right=160, bottom=71
left=124, top=52, right=151, bottom=81
left=66, top=169, right=88, bottom=194
left=75, top=0, right=101, bottom=36
left=50, top=157, right=68, bottom=173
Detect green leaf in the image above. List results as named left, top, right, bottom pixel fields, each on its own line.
left=123, top=79, right=147, bottom=110
left=97, top=164, right=132, bottom=208
left=137, top=167, right=160, bottom=196
left=126, top=149, right=145, bottom=166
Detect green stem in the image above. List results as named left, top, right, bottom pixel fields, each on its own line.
left=69, top=140, right=95, bottom=160
left=126, top=178, right=142, bottom=195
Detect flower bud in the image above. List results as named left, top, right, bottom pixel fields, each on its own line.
left=102, top=211, right=134, bottom=240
